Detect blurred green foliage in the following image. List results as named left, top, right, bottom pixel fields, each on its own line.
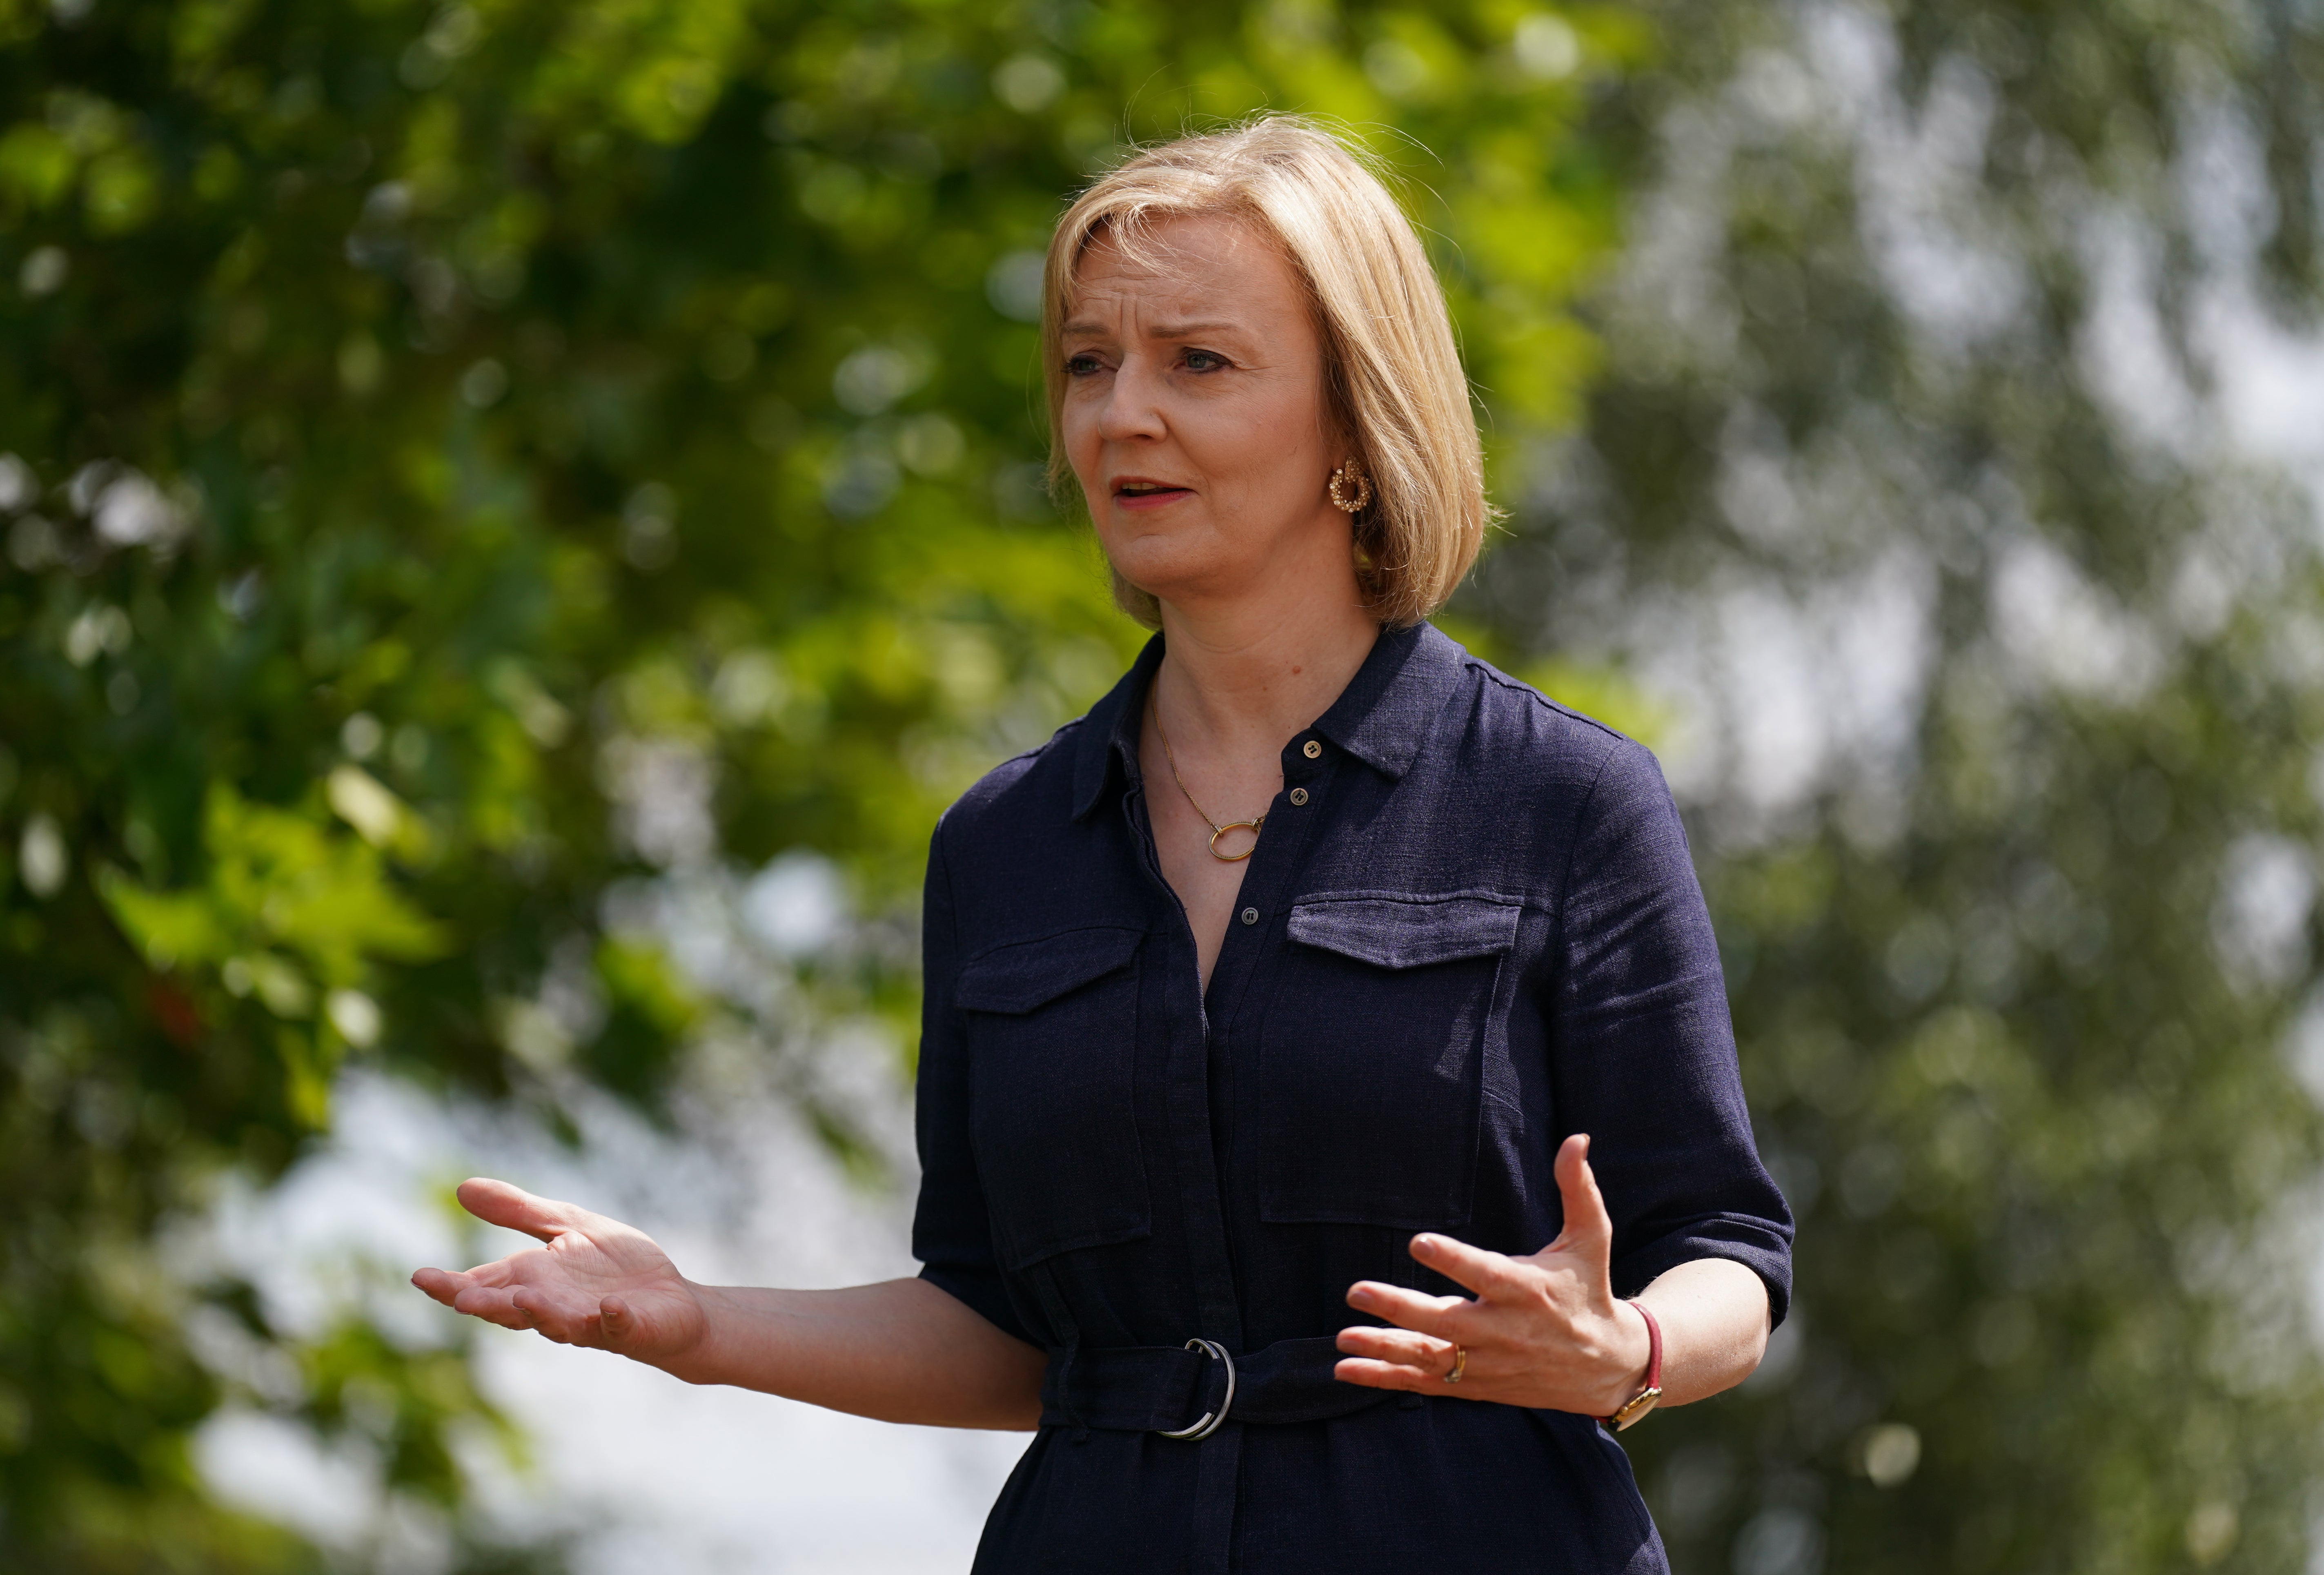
left=1479, top=1, right=2324, bottom=1571
left=7, top=0, right=2324, bottom=1569
left=1, top=0, right=1624, bottom=1565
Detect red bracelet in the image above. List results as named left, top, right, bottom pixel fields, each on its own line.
left=1601, top=1300, right=1663, bottom=1432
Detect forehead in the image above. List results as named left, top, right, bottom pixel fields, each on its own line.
left=1066, top=212, right=1306, bottom=323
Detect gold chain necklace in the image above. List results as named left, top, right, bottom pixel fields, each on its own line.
left=1151, top=694, right=1267, bottom=863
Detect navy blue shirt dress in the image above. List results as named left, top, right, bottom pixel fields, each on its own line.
left=913, top=621, right=1793, bottom=1574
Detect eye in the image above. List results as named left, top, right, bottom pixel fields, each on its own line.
left=1064, top=352, right=1104, bottom=376
left=1182, top=349, right=1229, bottom=373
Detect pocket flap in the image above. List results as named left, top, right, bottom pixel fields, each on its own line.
left=1288, top=895, right=1521, bottom=969
left=955, top=927, right=1144, bottom=1014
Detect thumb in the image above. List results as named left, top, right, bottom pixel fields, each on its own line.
left=1550, top=1134, right=1614, bottom=1262
left=456, top=1177, right=585, bottom=1244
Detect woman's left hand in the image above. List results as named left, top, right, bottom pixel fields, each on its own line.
left=1333, top=1132, right=1651, bottom=1417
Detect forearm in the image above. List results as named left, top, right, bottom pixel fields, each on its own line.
left=665, top=1275, right=1047, bottom=1430
left=1630, top=1256, right=1771, bottom=1408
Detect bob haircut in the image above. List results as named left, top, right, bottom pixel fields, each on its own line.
left=1041, top=116, right=1489, bottom=630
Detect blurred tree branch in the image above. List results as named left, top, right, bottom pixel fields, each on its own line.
left=1475, top=1, right=2324, bottom=1570
left=0, top=0, right=1620, bottom=1564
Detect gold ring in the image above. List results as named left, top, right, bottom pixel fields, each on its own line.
left=1445, top=1345, right=1467, bottom=1384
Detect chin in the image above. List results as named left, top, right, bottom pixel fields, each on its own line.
left=1104, top=544, right=1258, bottom=610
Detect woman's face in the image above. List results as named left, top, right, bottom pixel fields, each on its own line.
left=1059, top=214, right=1350, bottom=613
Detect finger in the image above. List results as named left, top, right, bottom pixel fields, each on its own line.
left=1548, top=1134, right=1614, bottom=1259
left=547, top=1294, right=630, bottom=1352
left=411, top=1267, right=472, bottom=1307
left=1407, top=1233, right=1526, bottom=1300
left=599, top=1295, right=638, bottom=1352
left=1345, top=1280, right=1470, bottom=1338
left=1336, top=1323, right=1456, bottom=1371
left=1334, top=1357, right=1470, bottom=1395
left=450, top=1283, right=540, bottom=1332
left=508, top=1288, right=588, bottom=1346
left=419, top=1256, right=524, bottom=1303
left=585, top=1295, right=663, bottom=1354
left=1334, top=1355, right=1431, bottom=1391
left=456, top=1177, right=589, bottom=1244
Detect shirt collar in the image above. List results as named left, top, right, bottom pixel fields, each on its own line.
left=1071, top=634, right=1166, bottom=821
left=1309, top=620, right=1465, bottom=778
left=1069, top=621, right=1465, bottom=821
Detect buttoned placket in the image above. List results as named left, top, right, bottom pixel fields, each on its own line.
left=1117, top=720, right=1343, bottom=1574
left=1201, top=728, right=1336, bottom=1165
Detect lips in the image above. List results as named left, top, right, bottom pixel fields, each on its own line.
left=1113, top=478, right=1193, bottom=507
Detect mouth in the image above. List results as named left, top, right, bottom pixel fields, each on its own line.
left=1113, top=479, right=1193, bottom=508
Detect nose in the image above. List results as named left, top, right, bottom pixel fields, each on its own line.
left=1095, top=354, right=1166, bottom=443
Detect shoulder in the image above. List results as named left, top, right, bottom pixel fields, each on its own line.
left=1450, top=665, right=1694, bottom=882
left=1441, top=650, right=1665, bottom=802
left=932, top=714, right=1093, bottom=862
left=1360, top=640, right=1681, bottom=900
left=936, top=635, right=1158, bottom=859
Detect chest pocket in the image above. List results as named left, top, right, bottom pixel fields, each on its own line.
left=1256, top=893, right=1523, bottom=1229
left=958, top=926, right=1151, bottom=1268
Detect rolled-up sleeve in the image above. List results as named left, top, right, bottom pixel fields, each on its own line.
left=1552, top=738, right=1794, bottom=1324
left=911, top=816, right=1035, bottom=1343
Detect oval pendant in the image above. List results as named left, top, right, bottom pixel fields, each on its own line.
left=1207, top=819, right=1264, bottom=862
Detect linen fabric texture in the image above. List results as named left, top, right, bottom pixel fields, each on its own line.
left=914, top=622, right=1794, bottom=1574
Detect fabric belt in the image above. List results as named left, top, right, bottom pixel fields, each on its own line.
left=1040, top=1334, right=1394, bottom=1573
left=1039, top=1334, right=1389, bottom=1432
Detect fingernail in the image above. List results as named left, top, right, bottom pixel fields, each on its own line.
left=1412, top=1235, right=1437, bottom=1256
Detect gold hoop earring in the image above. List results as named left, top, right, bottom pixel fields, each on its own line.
left=1328, top=457, right=1373, bottom=514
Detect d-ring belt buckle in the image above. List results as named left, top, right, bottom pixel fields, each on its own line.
left=1153, top=1339, right=1235, bottom=1441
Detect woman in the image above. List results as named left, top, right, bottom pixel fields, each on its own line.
left=414, top=118, right=1791, bottom=1573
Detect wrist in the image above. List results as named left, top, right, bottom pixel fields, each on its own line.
left=1592, top=1301, right=1652, bottom=1414
left=1599, top=1299, right=1665, bottom=1430
left=651, top=1279, right=725, bottom=1385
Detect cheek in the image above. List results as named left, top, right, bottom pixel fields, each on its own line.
left=1195, top=396, right=1318, bottom=497
left=1058, top=397, right=1104, bottom=488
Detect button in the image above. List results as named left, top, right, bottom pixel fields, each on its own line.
left=1288, top=787, right=1309, bottom=806
left=1240, top=907, right=1259, bottom=926
left=1302, top=740, right=1323, bottom=759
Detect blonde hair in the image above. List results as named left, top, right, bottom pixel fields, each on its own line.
left=1041, top=116, right=1489, bottom=630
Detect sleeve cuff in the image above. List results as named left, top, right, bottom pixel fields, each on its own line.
left=919, top=1262, right=1037, bottom=1347
left=1611, top=1226, right=1794, bottom=1329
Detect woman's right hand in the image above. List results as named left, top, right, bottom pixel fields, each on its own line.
left=411, top=1178, right=709, bottom=1372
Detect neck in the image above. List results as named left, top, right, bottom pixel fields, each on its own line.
left=1150, top=563, right=1381, bottom=753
